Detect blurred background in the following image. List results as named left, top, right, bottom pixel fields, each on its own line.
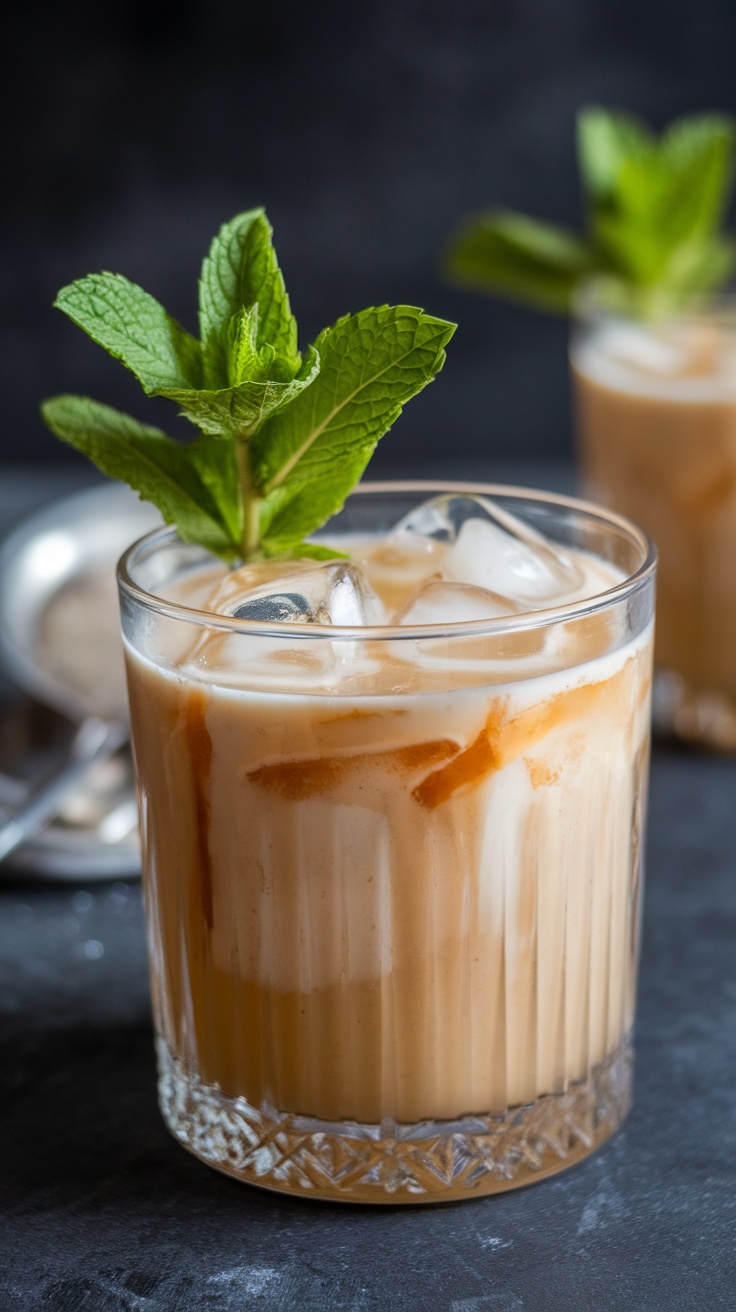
left=4, top=0, right=736, bottom=478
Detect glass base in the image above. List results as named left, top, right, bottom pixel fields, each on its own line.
left=156, top=1034, right=632, bottom=1204
left=653, top=669, right=736, bottom=751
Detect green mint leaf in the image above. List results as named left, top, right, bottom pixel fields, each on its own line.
left=281, top=542, right=349, bottom=562
left=259, top=472, right=371, bottom=555
left=40, top=395, right=238, bottom=559
left=445, top=210, right=594, bottom=314
left=226, top=306, right=302, bottom=386
left=199, top=209, right=299, bottom=388
left=637, top=117, right=735, bottom=288
left=184, top=436, right=241, bottom=551
left=226, top=305, right=280, bottom=385
left=159, top=345, right=320, bottom=438
left=227, top=305, right=270, bottom=384
left=664, top=235, right=736, bottom=306
left=55, top=273, right=203, bottom=392
left=577, top=108, right=653, bottom=202
left=251, top=306, right=455, bottom=551
left=580, top=109, right=736, bottom=294
left=656, top=115, right=734, bottom=239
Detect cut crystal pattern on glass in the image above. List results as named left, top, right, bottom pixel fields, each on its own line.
left=157, top=1034, right=633, bottom=1204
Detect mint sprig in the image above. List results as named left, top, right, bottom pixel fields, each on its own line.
left=444, top=109, right=736, bottom=319
left=43, top=209, right=456, bottom=562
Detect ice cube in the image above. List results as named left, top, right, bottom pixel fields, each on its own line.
left=391, top=497, right=456, bottom=543
left=392, top=494, right=583, bottom=605
left=443, top=515, right=583, bottom=602
left=181, top=559, right=386, bottom=693
left=208, top=559, right=385, bottom=626
left=603, top=323, right=687, bottom=377
left=326, top=563, right=385, bottom=625
left=394, top=580, right=524, bottom=625
left=232, top=593, right=317, bottom=623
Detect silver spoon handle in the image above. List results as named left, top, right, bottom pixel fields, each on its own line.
left=0, top=717, right=130, bottom=864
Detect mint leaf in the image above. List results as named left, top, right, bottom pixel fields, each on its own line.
left=199, top=209, right=299, bottom=388
left=227, top=305, right=271, bottom=385
left=55, top=274, right=203, bottom=392
left=183, top=437, right=241, bottom=551
left=226, top=305, right=281, bottom=385
left=662, top=236, right=736, bottom=306
left=659, top=115, right=735, bottom=239
left=226, top=306, right=303, bottom=385
left=283, top=542, right=349, bottom=562
left=580, top=109, right=736, bottom=299
left=41, top=395, right=238, bottom=559
left=634, top=116, right=735, bottom=283
left=444, top=211, right=594, bottom=313
left=577, top=108, right=653, bottom=202
left=162, top=345, right=320, bottom=439
left=251, top=306, right=455, bottom=551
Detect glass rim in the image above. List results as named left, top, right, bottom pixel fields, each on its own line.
left=572, top=276, right=736, bottom=326
left=117, top=481, right=656, bottom=643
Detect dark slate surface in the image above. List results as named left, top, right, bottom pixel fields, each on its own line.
left=0, top=471, right=735, bottom=1311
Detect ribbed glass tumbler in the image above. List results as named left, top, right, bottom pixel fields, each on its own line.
left=118, top=484, right=655, bottom=1203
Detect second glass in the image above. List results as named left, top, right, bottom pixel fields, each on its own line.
left=572, top=292, right=736, bottom=748
left=118, top=484, right=654, bottom=1203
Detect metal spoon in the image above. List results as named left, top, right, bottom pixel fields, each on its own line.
left=0, top=715, right=129, bottom=862
left=0, top=482, right=160, bottom=869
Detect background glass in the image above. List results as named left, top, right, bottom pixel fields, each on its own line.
left=572, top=295, right=736, bottom=748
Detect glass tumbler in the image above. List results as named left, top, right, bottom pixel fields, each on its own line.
left=118, top=483, right=655, bottom=1203
left=572, top=292, right=736, bottom=749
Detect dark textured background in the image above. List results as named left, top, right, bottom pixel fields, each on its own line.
left=5, top=0, right=736, bottom=474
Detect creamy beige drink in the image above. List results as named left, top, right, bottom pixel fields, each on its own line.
left=572, top=312, right=736, bottom=745
left=120, top=486, right=654, bottom=1201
